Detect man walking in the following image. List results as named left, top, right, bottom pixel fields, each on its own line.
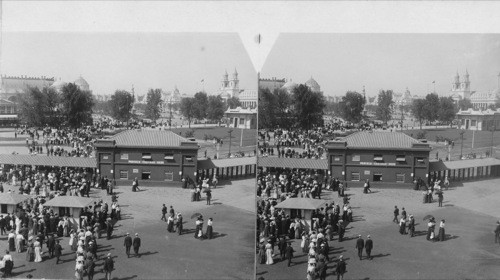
left=355, top=234, right=364, bottom=260
left=494, top=221, right=500, bottom=244
left=438, top=192, right=444, bottom=207
left=176, top=213, right=183, bottom=235
left=133, top=233, right=141, bottom=257
left=103, top=253, right=114, bottom=280
left=408, top=215, right=416, bottom=237
left=393, top=206, right=399, bottom=223
left=54, top=240, right=63, bottom=264
left=284, top=242, right=294, bottom=267
left=365, top=235, right=373, bottom=260
left=85, top=256, right=95, bottom=280
left=161, top=204, right=167, bottom=221
left=124, top=233, right=132, bottom=258
left=336, top=255, right=347, bottom=280
left=47, top=234, right=55, bottom=258
left=206, top=188, right=212, bottom=205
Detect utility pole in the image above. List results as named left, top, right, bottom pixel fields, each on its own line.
left=490, top=126, right=496, bottom=157
left=228, top=129, right=233, bottom=157
left=460, top=130, right=465, bottom=160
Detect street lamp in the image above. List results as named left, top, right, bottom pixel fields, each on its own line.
left=228, top=129, right=233, bottom=157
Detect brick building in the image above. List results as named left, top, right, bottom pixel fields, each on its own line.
left=327, top=131, right=431, bottom=186
left=94, top=129, right=198, bottom=184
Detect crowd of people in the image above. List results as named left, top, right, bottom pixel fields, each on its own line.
left=257, top=168, right=357, bottom=279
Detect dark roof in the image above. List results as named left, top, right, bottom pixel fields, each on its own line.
left=197, top=157, right=256, bottom=169
left=43, top=196, right=96, bottom=208
left=0, top=154, right=96, bottom=168
left=430, top=158, right=500, bottom=172
left=258, top=157, right=328, bottom=170
left=275, top=198, right=328, bottom=210
left=111, top=129, right=190, bottom=148
left=0, top=193, right=30, bottom=205
left=344, top=131, right=421, bottom=149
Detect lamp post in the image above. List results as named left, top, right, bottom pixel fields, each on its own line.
left=459, top=129, right=465, bottom=160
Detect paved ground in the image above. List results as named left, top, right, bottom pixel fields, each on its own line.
left=256, top=178, right=500, bottom=280
left=0, top=178, right=255, bottom=279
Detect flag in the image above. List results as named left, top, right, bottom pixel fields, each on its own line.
left=432, top=81, right=435, bottom=83
left=201, top=79, right=204, bottom=83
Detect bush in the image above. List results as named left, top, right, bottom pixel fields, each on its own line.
left=416, top=130, right=427, bottom=140
left=185, top=129, right=195, bottom=138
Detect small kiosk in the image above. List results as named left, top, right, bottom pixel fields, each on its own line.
left=43, top=196, right=96, bottom=230
left=275, top=198, right=328, bottom=231
left=0, top=193, right=30, bottom=214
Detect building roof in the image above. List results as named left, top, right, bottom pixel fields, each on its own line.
left=111, top=129, right=190, bottom=148
left=305, top=77, right=321, bottom=92
left=275, top=197, right=328, bottom=210
left=0, top=193, right=30, bottom=205
left=430, top=158, right=500, bottom=171
left=457, top=108, right=500, bottom=116
left=0, top=154, right=96, bottom=168
left=74, top=76, right=89, bottom=87
left=224, top=107, right=257, bottom=115
left=197, top=156, right=256, bottom=169
left=258, top=157, right=328, bottom=170
left=43, top=196, right=96, bottom=209
left=343, top=131, right=421, bottom=149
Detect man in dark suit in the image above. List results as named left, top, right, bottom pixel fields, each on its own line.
left=103, top=253, right=114, bottom=280
left=278, top=236, right=286, bottom=261
left=133, top=233, right=141, bottom=257
left=393, top=206, right=399, bottom=223
left=176, top=214, right=183, bottom=235
left=365, top=235, right=373, bottom=260
left=316, top=258, right=327, bottom=280
left=123, top=233, right=132, bottom=258
left=0, top=215, right=6, bottom=235
left=495, top=221, right=500, bottom=244
left=355, top=234, right=364, bottom=260
left=336, top=255, right=347, bottom=280
left=54, top=240, right=63, bottom=264
left=284, top=242, right=294, bottom=267
left=47, top=234, right=56, bottom=258
left=85, top=256, right=96, bottom=280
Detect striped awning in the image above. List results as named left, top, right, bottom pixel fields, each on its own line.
left=0, top=154, right=97, bottom=168
left=429, top=158, right=500, bottom=172
left=197, top=157, right=256, bottom=170
left=257, top=157, right=328, bottom=170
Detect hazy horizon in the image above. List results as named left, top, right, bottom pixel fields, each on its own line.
left=261, top=33, right=500, bottom=98
left=1, top=32, right=257, bottom=97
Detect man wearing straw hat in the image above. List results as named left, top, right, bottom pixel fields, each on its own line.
left=103, top=253, right=114, bottom=280
left=133, top=233, right=141, bottom=257
left=355, top=234, right=365, bottom=260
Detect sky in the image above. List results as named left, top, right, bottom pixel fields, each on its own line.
left=261, top=33, right=500, bottom=97
left=1, top=32, right=256, bottom=97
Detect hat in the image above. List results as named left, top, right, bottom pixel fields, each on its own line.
left=135, top=233, right=138, bottom=236
left=367, top=235, right=371, bottom=238
left=107, top=253, right=111, bottom=257
left=358, top=234, right=361, bottom=237
left=126, top=233, right=129, bottom=235
left=339, top=255, right=343, bottom=259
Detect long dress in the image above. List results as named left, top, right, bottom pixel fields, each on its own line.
left=294, top=222, right=301, bottom=239
left=258, top=243, right=266, bottom=264
left=167, top=217, right=174, bottom=232
left=8, top=233, right=16, bottom=251
left=399, top=219, right=406, bottom=234
left=426, top=222, right=435, bottom=241
left=265, top=243, right=274, bottom=265
left=438, top=223, right=445, bottom=241
left=206, top=220, right=213, bottom=239
left=16, top=234, right=24, bottom=252
left=26, top=241, right=34, bottom=262
left=34, top=241, right=42, bottom=262
left=301, top=235, right=307, bottom=253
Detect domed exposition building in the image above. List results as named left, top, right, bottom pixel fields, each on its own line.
left=219, top=69, right=257, bottom=109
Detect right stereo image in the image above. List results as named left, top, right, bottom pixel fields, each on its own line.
left=255, top=33, right=500, bottom=280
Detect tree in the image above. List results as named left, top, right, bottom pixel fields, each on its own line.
left=193, top=91, right=209, bottom=120
left=423, top=93, right=440, bottom=124
left=375, top=90, right=394, bottom=124
left=207, top=95, right=225, bottom=122
left=458, top=98, right=472, bottom=111
left=438, top=96, right=456, bottom=125
left=18, top=86, right=51, bottom=127
left=292, top=84, right=326, bottom=130
left=258, top=87, right=277, bottom=129
left=339, top=91, right=365, bottom=123
left=60, top=83, right=94, bottom=128
left=180, top=97, right=196, bottom=128
left=411, top=99, right=427, bottom=129
left=275, top=88, right=293, bottom=129
left=109, top=90, right=135, bottom=123
left=145, top=88, right=163, bottom=121
left=227, top=96, right=241, bottom=109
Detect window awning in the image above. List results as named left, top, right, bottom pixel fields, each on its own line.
left=164, top=155, right=174, bottom=160
left=0, top=115, right=18, bottom=120
left=142, top=155, right=152, bottom=160
left=374, top=156, right=383, bottom=161
left=396, top=157, right=406, bottom=162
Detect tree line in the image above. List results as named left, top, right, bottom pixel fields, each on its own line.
left=259, top=84, right=326, bottom=130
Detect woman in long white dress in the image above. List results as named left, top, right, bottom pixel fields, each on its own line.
left=265, top=242, right=274, bottom=265
left=34, top=239, right=42, bottom=262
